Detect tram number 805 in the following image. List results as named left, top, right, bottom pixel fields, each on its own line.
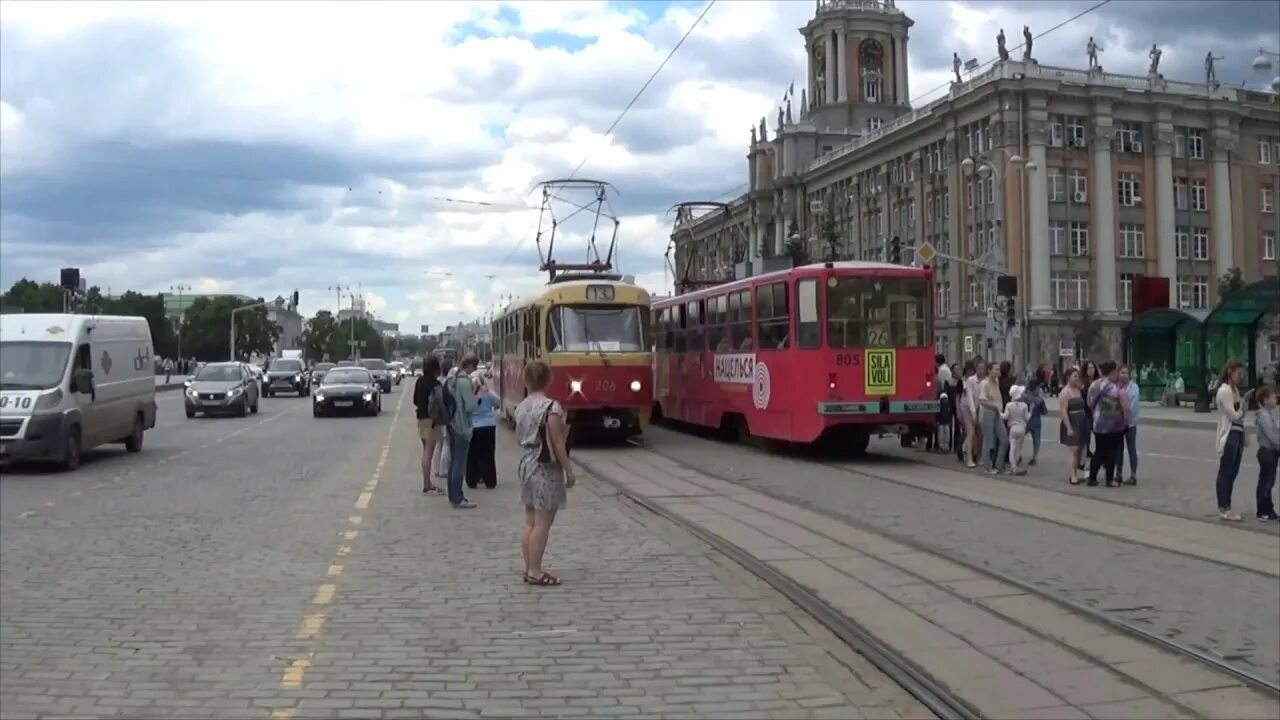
left=834, top=353, right=861, bottom=367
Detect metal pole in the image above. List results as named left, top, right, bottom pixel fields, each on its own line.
left=229, top=311, right=236, bottom=362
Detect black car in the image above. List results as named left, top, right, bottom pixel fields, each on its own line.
left=359, top=358, right=393, bottom=393
left=313, top=367, right=381, bottom=417
left=310, top=362, right=336, bottom=386
left=264, top=358, right=309, bottom=397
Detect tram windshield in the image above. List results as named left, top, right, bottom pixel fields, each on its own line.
left=548, top=305, right=647, bottom=353
left=826, top=277, right=930, bottom=349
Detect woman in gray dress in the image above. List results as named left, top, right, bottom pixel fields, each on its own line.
left=515, top=360, right=575, bottom=586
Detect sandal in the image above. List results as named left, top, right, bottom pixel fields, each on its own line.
left=524, top=572, right=562, bottom=586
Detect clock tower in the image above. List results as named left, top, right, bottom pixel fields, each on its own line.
left=803, top=0, right=913, bottom=134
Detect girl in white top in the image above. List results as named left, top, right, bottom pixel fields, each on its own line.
left=1214, top=361, right=1254, bottom=521
left=1002, top=385, right=1031, bottom=475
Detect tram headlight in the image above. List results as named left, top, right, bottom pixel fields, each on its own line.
left=570, top=380, right=582, bottom=393
left=630, top=380, right=641, bottom=392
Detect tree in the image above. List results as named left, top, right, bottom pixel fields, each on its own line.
left=105, top=291, right=176, bottom=358
left=784, top=229, right=811, bottom=267
left=1217, top=267, right=1245, bottom=303
left=299, top=310, right=340, bottom=362
left=1, top=279, right=64, bottom=313
left=181, top=296, right=279, bottom=361
left=326, top=316, right=385, bottom=361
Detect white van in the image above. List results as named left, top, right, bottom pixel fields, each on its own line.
left=0, top=314, right=158, bottom=470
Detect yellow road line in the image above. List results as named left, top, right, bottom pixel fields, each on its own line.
left=336, top=544, right=352, bottom=556
left=343, top=530, right=358, bottom=541
left=280, top=656, right=311, bottom=688
left=268, top=709, right=296, bottom=719
left=348, top=515, right=362, bottom=525
left=312, top=584, right=336, bottom=605
left=355, top=492, right=372, bottom=510
left=327, top=564, right=344, bottom=577
left=298, top=613, right=325, bottom=639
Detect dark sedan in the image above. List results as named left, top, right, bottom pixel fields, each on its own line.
left=185, top=363, right=260, bottom=418
left=313, top=367, right=381, bottom=418
left=310, top=362, right=336, bottom=387
left=264, top=358, right=309, bottom=397
left=359, top=358, right=393, bottom=393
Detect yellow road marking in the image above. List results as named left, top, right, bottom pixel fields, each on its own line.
left=298, top=614, right=325, bottom=638
left=19, top=511, right=35, bottom=519
left=343, top=530, right=358, bottom=540
left=280, top=656, right=311, bottom=687
left=336, top=545, right=352, bottom=556
left=348, top=515, right=362, bottom=525
left=312, top=584, right=336, bottom=605
left=355, top=492, right=372, bottom=510
left=327, top=564, right=343, bottom=577
left=269, top=710, right=296, bottom=719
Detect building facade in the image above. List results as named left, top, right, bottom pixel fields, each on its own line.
left=671, top=0, right=1280, bottom=367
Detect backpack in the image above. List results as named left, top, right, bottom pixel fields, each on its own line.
left=1095, top=382, right=1123, bottom=423
left=427, top=382, right=457, bottom=427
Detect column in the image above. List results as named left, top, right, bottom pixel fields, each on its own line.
left=825, top=34, right=837, bottom=106
left=1091, top=123, right=1118, bottom=314
left=896, top=38, right=909, bottom=105
left=1212, top=146, right=1234, bottom=271
left=1154, top=127, right=1177, bottom=307
left=837, top=32, right=848, bottom=102
left=1027, top=135, right=1052, bottom=313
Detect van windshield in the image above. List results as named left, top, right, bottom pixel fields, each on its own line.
left=0, top=342, right=72, bottom=390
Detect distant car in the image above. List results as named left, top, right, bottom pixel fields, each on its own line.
left=185, top=362, right=260, bottom=418
left=359, top=358, right=393, bottom=393
left=313, top=367, right=381, bottom=418
left=336, top=360, right=357, bottom=367
left=264, top=358, right=309, bottom=397
left=310, top=362, right=336, bottom=387
left=244, top=363, right=266, bottom=395
left=388, top=361, right=406, bottom=385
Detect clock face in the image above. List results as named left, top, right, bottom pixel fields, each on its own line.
left=860, top=39, right=884, bottom=68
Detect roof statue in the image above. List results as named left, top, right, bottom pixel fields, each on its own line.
left=997, top=29, right=1009, bottom=62
left=1087, top=36, right=1102, bottom=69
left=1022, top=26, right=1033, bottom=62
left=1148, top=44, right=1162, bottom=75
left=952, top=52, right=963, bottom=84
left=1205, top=51, right=1223, bottom=86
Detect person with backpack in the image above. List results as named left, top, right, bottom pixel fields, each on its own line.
left=1086, top=360, right=1130, bottom=487
left=432, top=359, right=455, bottom=488
left=413, top=356, right=444, bottom=495
left=431, top=354, right=479, bottom=509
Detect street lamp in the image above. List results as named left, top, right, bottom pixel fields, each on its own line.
left=169, top=283, right=189, bottom=363
left=1252, top=49, right=1280, bottom=91
left=961, top=152, right=1028, bottom=363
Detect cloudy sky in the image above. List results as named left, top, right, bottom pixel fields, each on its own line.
left=2, top=0, right=1276, bottom=334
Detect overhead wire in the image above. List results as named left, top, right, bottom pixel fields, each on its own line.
left=498, top=0, right=719, bottom=268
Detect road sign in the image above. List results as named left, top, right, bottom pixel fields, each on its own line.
left=915, top=241, right=936, bottom=266
left=964, top=335, right=974, bottom=354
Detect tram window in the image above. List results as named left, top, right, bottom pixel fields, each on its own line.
left=687, top=301, right=705, bottom=352
left=755, top=282, right=790, bottom=350
left=729, top=290, right=753, bottom=351
left=827, top=276, right=931, bottom=348
left=674, top=304, right=687, bottom=353
left=707, top=295, right=727, bottom=352
left=797, top=279, right=821, bottom=348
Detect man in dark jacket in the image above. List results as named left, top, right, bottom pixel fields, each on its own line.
left=413, top=356, right=444, bottom=495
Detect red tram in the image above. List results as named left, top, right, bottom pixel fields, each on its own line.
left=651, top=261, right=939, bottom=453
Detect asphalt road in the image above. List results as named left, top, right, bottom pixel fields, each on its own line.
left=0, top=387, right=925, bottom=719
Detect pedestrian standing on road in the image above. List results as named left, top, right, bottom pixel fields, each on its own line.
left=433, top=359, right=455, bottom=488
left=413, top=356, right=444, bottom=495
left=947, top=363, right=964, bottom=456
left=1119, top=365, right=1141, bottom=485
left=1081, top=360, right=1100, bottom=468
left=466, top=369, right=500, bottom=490
left=443, top=354, right=480, bottom=509
left=1254, top=386, right=1280, bottom=520
left=1214, top=360, right=1253, bottom=521
left=1086, top=360, right=1129, bottom=488
left=1060, top=368, right=1087, bottom=485
left=1003, top=385, right=1030, bottom=475
left=515, top=360, right=575, bottom=587
left=1024, top=374, right=1047, bottom=466
left=962, top=360, right=984, bottom=468
left=164, top=358, right=173, bottom=384
left=930, top=354, right=953, bottom=452
left=978, top=361, right=1008, bottom=474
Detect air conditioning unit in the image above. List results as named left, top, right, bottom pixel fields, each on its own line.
left=1074, top=191, right=1088, bottom=203
left=1131, top=141, right=1144, bottom=153
left=809, top=200, right=825, bottom=213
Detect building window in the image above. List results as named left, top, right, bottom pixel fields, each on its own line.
left=1177, top=275, right=1209, bottom=310
left=1191, top=180, right=1208, bottom=211
left=865, top=76, right=881, bottom=103
left=1051, top=273, right=1068, bottom=309
left=1175, top=227, right=1189, bottom=259
left=1048, top=169, right=1065, bottom=202
left=822, top=144, right=834, bottom=154
left=1069, top=171, right=1088, bottom=201
left=868, top=117, right=883, bottom=131
left=1174, top=179, right=1190, bottom=211
left=1264, top=230, right=1277, bottom=261
left=1120, top=224, right=1145, bottom=258
left=986, top=176, right=995, bottom=206
left=1263, top=186, right=1275, bottom=214
left=1050, top=115, right=1087, bottom=148
left=1117, top=121, right=1143, bottom=153
left=1117, top=172, right=1143, bottom=207
left=1119, top=272, right=1137, bottom=312
left=1192, top=227, right=1209, bottom=260
left=1069, top=221, right=1090, bottom=257
left=966, top=180, right=974, bottom=209
left=1261, top=138, right=1273, bottom=165
left=943, top=189, right=950, bottom=219
left=1053, top=272, right=1090, bottom=310
left=1050, top=221, right=1067, bottom=256
left=1188, top=129, right=1205, bottom=159
left=1173, top=131, right=1187, bottom=159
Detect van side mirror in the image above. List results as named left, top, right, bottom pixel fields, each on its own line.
left=73, top=369, right=95, bottom=395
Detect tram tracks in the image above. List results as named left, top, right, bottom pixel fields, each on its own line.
left=594, top=432, right=1280, bottom=713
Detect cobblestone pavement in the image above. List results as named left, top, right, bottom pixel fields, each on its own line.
left=626, top=426, right=1280, bottom=687
left=0, top=387, right=927, bottom=719
left=881, top=418, right=1278, bottom=534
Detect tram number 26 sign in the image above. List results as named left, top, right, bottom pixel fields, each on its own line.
left=865, top=349, right=897, bottom=395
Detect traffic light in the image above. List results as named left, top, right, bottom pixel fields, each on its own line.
left=1005, top=296, right=1016, bottom=327
left=889, top=236, right=902, bottom=264
left=290, top=291, right=299, bottom=310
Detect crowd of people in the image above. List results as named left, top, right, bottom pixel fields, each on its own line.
left=412, top=355, right=573, bottom=587
left=932, top=354, right=1279, bottom=522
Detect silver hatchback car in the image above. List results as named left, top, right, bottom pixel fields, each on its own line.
left=185, top=362, right=260, bottom=418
